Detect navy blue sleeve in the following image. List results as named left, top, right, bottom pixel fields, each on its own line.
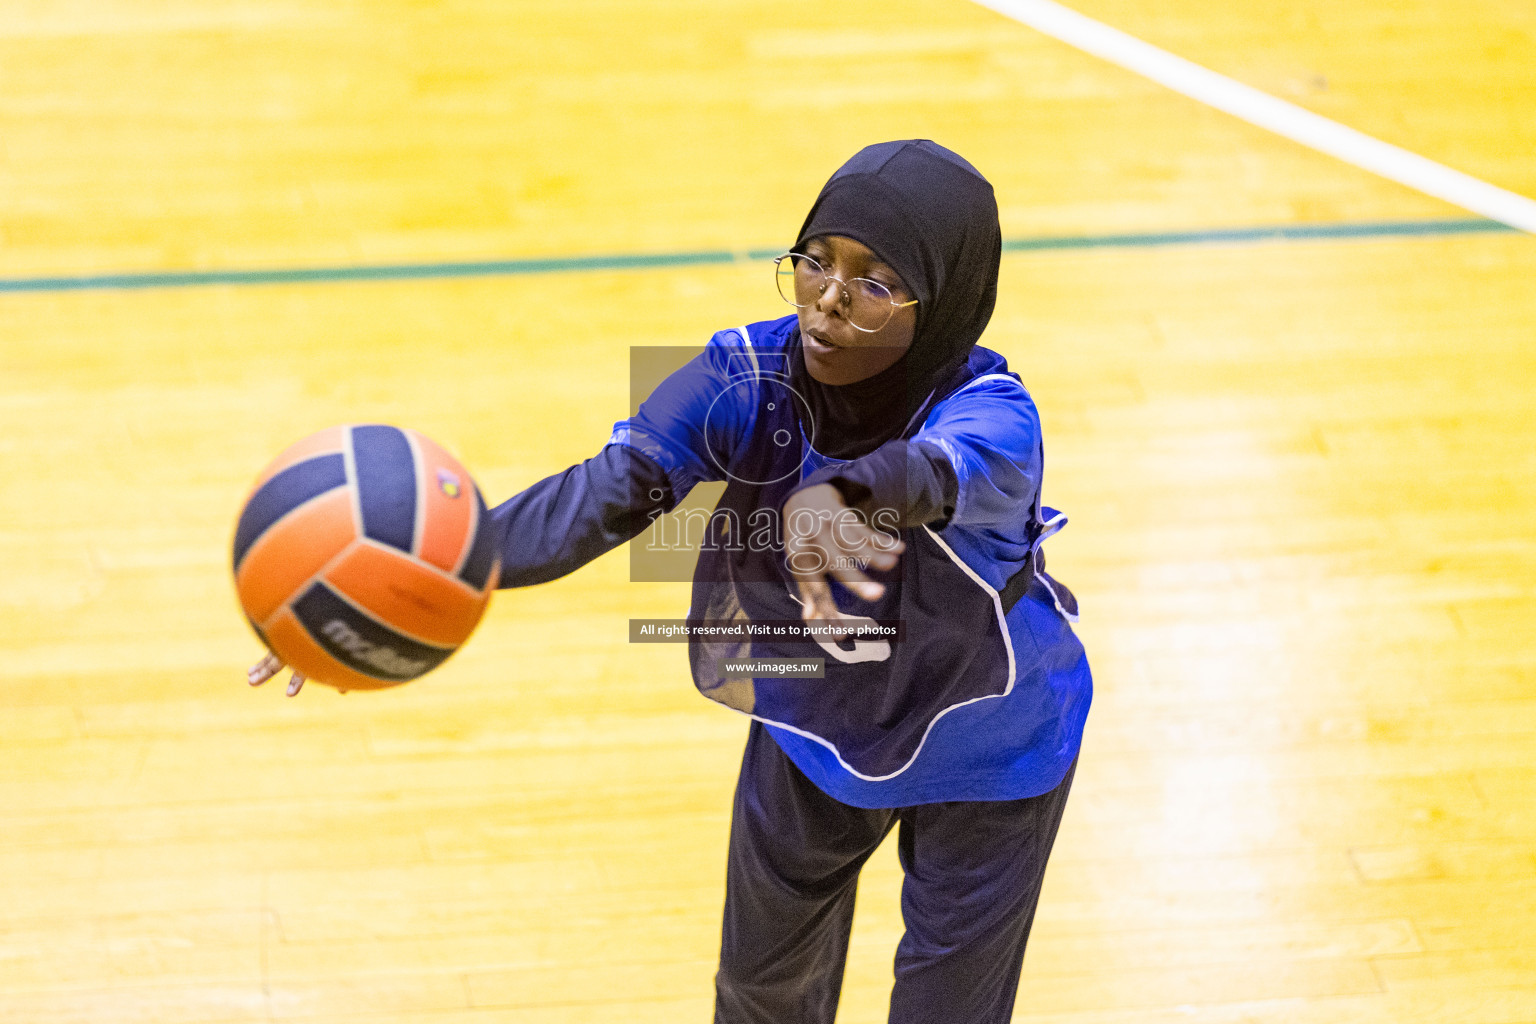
left=791, top=439, right=959, bottom=530
left=490, top=444, right=675, bottom=588
left=911, top=375, right=1041, bottom=529
left=490, top=320, right=787, bottom=588
left=607, top=329, right=765, bottom=500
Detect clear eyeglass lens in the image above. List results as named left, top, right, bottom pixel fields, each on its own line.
left=774, top=255, right=806, bottom=306
left=775, top=254, right=900, bottom=332
left=846, top=278, right=895, bottom=331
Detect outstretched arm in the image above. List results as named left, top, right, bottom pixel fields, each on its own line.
left=247, top=328, right=759, bottom=695
left=490, top=443, right=675, bottom=588
left=491, top=331, right=762, bottom=586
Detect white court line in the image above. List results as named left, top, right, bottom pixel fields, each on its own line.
left=972, top=0, right=1536, bottom=234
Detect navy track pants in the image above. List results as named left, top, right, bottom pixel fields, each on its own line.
left=714, top=721, right=1077, bottom=1024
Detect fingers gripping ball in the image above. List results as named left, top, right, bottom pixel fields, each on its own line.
left=232, top=425, right=499, bottom=691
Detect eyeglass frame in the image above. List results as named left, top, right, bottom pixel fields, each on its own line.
left=773, top=251, right=918, bottom=334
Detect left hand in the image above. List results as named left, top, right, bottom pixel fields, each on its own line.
left=782, top=484, right=904, bottom=622
left=247, top=652, right=307, bottom=696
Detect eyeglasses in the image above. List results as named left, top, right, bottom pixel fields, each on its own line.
left=773, top=252, right=918, bottom=333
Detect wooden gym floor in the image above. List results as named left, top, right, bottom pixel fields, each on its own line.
left=0, top=1, right=1532, bottom=1021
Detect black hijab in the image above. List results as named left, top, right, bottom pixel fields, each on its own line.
left=789, top=140, right=1002, bottom=459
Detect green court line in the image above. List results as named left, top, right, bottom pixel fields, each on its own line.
left=0, top=217, right=1517, bottom=294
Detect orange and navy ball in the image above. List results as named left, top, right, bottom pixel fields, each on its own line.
left=232, top=425, right=499, bottom=691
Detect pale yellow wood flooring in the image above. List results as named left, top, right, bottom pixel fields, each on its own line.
left=0, top=1, right=1532, bottom=1021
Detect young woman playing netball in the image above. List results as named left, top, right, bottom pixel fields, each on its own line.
left=252, top=139, right=1091, bottom=1023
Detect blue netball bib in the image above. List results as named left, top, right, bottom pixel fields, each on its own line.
left=619, top=317, right=1079, bottom=782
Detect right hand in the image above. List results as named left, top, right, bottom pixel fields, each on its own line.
left=782, top=483, right=904, bottom=622
left=247, top=652, right=307, bottom=697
